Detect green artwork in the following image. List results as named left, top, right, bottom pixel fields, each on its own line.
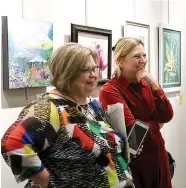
left=162, top=28, right=181, bottom=89
left=2, top=16, right=53, bottom=89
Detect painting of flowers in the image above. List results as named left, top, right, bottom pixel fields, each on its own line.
left=71, top=24, right=112, bottom=84
left=163, top=29, right=181, bottom=86
left=78, top=33, right=108, bottom=80
left=2, top=16, right=53, bottom=89
left=159, top=25, right=181, bottom=92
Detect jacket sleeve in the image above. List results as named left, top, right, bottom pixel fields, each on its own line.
left=99, top=87, right=160, bottom=134
left=151, top=88, right=174, bottom=123
left=1, top=99, right=60, bottom=183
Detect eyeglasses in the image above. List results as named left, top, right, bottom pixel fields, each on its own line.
left=79, top=66, right=100, bottom=75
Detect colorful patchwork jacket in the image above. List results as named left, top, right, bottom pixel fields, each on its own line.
left=1, top=90, right=134, bottom=188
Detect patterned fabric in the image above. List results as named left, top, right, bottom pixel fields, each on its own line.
left=1, top=90, right=134, bottom=188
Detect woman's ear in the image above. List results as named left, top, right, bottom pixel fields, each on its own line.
left=117, top=57, right=123, bottom=65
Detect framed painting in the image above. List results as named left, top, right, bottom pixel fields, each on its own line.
left=71, top=23, right=112, bottom=85
left=2, top=16, right=53, bottom=89
left=158, top=24, right=181, bottom=92
left=123, top=21, right=150, bottom=72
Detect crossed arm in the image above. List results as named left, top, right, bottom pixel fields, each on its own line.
left=99, top=87, right=173, bottom=134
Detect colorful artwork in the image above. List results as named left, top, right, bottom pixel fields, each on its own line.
left=159, top=25, right=181, bottom=92
left=71, top=24, right=112, bottom=84
left=78, top=33, right=108, bottom=80
left=2, top=17, right=53, bottom=89
left=163, top=28, right=181, bottom=88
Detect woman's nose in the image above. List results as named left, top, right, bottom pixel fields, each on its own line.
left=89, top=71, right=99, bottom=78
left=139, top=58, right=147, bottom=64
left=140, top=60, right=147, bottom=65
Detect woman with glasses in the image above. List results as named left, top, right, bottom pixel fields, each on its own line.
left=1, top=43, right=135, bottom=188
left=99, top=37, right=173, bottom=188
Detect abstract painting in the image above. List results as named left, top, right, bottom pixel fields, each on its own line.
left=124, top=21, right=150, bottom=72
left=159, top=24, right=181, bottom=92
left=2, top=16, right=53, bottom=89
left=71, top=24, right=112, bottom=85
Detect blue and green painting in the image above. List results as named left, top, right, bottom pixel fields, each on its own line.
left=7, top=18, right=53, bottom=88
left=162, top=28, right=181, bottom=88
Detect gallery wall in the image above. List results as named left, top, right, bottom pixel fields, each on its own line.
left=1, top=0, right=186, bottom=187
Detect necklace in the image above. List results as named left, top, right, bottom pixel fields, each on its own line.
left=58, top=93, right=98, bottom=122
left=54, top=91, right=109, bottom=125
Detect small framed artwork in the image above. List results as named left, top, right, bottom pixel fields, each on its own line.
left=123, top=21, right=150, bottom=72
left=71, top=23, right=112, bottom=85
left=158, top=24, right=181, bottom=92
left=2, top=16, right=53, bottom=89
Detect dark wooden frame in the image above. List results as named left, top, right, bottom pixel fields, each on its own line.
left=2, top=16, right=9, bottom=89
left=71, top=23, right=112, bottom=85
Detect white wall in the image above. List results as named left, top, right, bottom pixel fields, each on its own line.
left=164, top=1, right=186, bottom=188
left=1, top=0, right=186, bottom=187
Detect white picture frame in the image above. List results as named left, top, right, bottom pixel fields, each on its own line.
left=158, top=23, right=181, bottom=93
left=123, top=21, right=150, bottom=72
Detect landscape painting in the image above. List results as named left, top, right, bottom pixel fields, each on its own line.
left=2, top=16, right=53, bottom=89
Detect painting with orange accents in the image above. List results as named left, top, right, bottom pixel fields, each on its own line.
left=2, top=16, right=53, bottom=89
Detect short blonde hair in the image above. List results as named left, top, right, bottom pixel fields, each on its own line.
left=49, top=43, right=99, bottom=94
left=113, top=37, right=144, bottom=77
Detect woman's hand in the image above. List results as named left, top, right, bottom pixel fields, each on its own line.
left=31, top=169, right=49, bottom=188
left=159, top=123, right=164, bottom=129
left=31, top=182, right=49, bottom=188
left=132, top=145, right=144, bottom=158
left=137, top=144, right=143, bottom=155
left=136, top=70, right=160, bottom=90
left=31, top=182, right=41, bottom=188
